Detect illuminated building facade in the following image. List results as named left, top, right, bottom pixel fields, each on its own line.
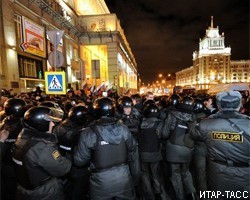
left=175, top=67, right=193, bottom=87
left=230, top=60, right=250, bottom=83
left=0, top=0, right=137, bottom=94
left=176, top=16, right=250, bottom=89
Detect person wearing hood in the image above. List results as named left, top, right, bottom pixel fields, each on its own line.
left=74, top=97, right=139, bottom=200
left=189, top=90, right=250, bottom=199
left=163, top=96, right=196, bottom=200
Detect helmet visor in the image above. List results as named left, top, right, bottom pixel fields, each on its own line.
left=44, top=107, right=63, bottom=122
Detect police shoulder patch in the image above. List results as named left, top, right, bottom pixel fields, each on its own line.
left=211, top=131, right=243, bottom=143
left=52, top=150, right=61, bottom=160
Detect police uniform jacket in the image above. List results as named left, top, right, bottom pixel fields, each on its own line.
left=163, top=109, right=194, bottom=163
left=12, top=127, right=72, bottom=200
left=193, top=111, right=207, bottom=157
left=0, top=117, right=23, bottom=164
left=74, top=117, right=139, bottom=199
left=189, top=110, right=250, bottom=192
left=159, top=105, right=176, bottom=121
left=138, top=117, right=164, bottom=162
left=54, top=118, right=81, bottom=154
left=53, top=118, right=89, bottom=178
left=0, top=117, right=23, bottom=200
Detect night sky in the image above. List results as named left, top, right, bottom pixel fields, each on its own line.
left=105, top=0, right=249, bottom=83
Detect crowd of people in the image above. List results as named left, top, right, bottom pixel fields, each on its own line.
left=0, top=87, right=249, bottom=200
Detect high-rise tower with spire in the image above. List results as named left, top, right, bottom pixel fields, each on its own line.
left=176, top=17, right=249, bottom=89
left=193, top=16, right=231, bottom=86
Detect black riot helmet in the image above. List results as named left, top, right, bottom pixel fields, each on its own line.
left=68, top=105, right=89, bottom=127
left=117, top=96, right=133, bottom=112
left=63, top=100, right=78, bottom=114
left=177, top=96, right=194, bottom=111
left=168, top=94, right=181, bottom=107
left=63, top=101, right=73, bottom=114
left=38, top=101, right=64, bottom=120
left=142, top=99, right=156, bottom=113
left=4, top=98, right=27, bottom=118
left=23, top=106, right=62, bottom=132
left=193, top=98, right=205, bottom=113
left=143, top=99, right=155, bottom=106
left=93, top=97, right=115, bottom=119
left=142, top=103, right=160, bottom=118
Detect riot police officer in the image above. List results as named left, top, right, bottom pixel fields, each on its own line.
left=116, top=96, right=142, bottom=199
left=53, top=105, right=90, bottom=200
left=74, top=97, right=139, bottom=200
left=0, top=98, right=26, bottom=200
left=163, top=96, right=196, bottom=200
left=116, top=96, right=141, bottom=141
left=191, top=98, right=208, bottom=193
left=160, top=94, right=181, bottom=121
left=138, top=103, right=168, bottom=200
left=160, top=94, right=182, bottom=196
left=12, top=106, right=72, bottom=200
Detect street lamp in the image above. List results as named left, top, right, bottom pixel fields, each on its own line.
left=159, top=74, right=163, bottom=78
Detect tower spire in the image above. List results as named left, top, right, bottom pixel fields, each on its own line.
left=211, top=16, right=214, bottom=28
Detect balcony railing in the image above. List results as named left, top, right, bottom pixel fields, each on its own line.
left=28, top=0, right=84, bottom=37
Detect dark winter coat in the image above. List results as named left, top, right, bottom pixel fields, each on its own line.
left=74, top=117, right=139, bottom=200
left=0, top=116, right=24, bottom=199
left=12, top=128, right=72, bottom=200
left=193, top=111, right=208, bottom=157
left=53, top=118, right=89, bottom=178
left=138, top=117, right=164, bottom=162
left=189, top=111, right=250, bottom=192
left=0, top=117, right=23, bottom=164
left=116, top=108, right=141, bottom=141
left=163, top=109, right=194, bottom=163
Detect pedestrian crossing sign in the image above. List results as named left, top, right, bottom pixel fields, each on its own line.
left=45, top=71, right=66, bottom=94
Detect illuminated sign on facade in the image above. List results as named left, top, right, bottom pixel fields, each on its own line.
left=20, top=16, right=46, bottom=58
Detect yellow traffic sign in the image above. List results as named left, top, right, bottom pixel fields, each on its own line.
left=45, top=71, right=66, bottom=94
